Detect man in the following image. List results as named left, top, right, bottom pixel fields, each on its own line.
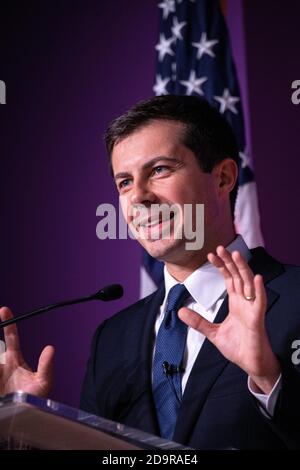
left=1, top=95, right=300, bottom=449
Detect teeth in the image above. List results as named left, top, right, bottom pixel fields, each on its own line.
left=140, top=220, right=160, bottom=227
left=137, top=212, right=176, bottom=228
left=140, top=218, right=172, bottom=228
left=139, top=217, right=159, bottom=227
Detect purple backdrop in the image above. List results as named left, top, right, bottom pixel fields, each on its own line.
left=0, top=0, right=299, bottom=407
left=243, top=0, right=300, bottom=263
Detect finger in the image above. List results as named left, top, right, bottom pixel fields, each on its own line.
left=253, top=274, right=267, bottom=313
left=0, top=306, right=21, bottom=352
left=37, top=345, right=55, bottom=382
left=207, top=252, right=232, bottom=278
left=232, top=251, right=255, bottom=299
left=216, top=246, right=243, bottom=295
left=178, top=307, right=217, bottom=342
left=207, top=253, right=234, bottom=294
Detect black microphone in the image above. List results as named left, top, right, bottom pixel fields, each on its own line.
left=0, top=284, right=123, bottom=328
left=162, top=361, right=182, bottom=405
left=162, top=361, right=183, bottom=375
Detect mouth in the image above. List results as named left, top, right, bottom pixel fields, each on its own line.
left=134, top=212, right=177, bottom=241
left=138, top=212, right=175, bottom=228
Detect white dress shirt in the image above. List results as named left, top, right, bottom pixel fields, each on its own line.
left=154, top=235, right=281, bottom=416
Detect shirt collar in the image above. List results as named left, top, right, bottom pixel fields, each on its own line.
left=163, top=235, right=251, bottom=311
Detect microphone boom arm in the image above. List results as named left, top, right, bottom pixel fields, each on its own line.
left=0, top=284, right=123, bottom=328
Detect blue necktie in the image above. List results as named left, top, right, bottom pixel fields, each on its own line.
left=152, top=283, right=190, bottom=440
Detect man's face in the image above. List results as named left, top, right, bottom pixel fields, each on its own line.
left=111, top=120, right=221, bottom=264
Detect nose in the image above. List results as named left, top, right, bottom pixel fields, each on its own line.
left=130, top=179, right=157, bottom=206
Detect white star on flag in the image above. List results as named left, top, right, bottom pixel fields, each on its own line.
left=155, top=33, right=175, bottom=61
left=171, top=17, right=186, bottom=41
left=158, top=0, right=175, bottom=19
left=214, top=88, right=240, bottom=114
left=153, top=75, right=170, bottom=95
left=180, top=70, right=207, bottom=96
left=155, top=34, right=174, bottom=62
left=239, top=150, right=252, bottom=169
left=191, top=32, right=218, bottom=60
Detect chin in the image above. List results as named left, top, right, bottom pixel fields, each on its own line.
left=141, top=238, right=185, bottom=262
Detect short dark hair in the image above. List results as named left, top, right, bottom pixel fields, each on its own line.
left=104, top=95, right=239, bottom=215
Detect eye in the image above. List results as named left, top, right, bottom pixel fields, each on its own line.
left=152, top=165, right=169, bottom=175
left=119, top=178, right=132, bottom=189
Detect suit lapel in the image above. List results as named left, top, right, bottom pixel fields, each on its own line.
left=249, top=247, right=283, bottom=314
left=173, top=247, right=283, bottom=444
left=125, top=284, right=165, bottom=435
left=248, top=246, right=284, bottom=283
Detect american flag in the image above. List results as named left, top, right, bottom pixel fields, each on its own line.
left=141, top=0, right=264, bottom=297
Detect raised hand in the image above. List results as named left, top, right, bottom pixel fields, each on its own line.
left=0, top=307, right=54, bottom=397
left=178, top=246, right=281, bottom=394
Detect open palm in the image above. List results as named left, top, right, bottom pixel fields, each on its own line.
left=0, top=307, right=54, bottom=397
left=179, top=246, right=281, bottom=394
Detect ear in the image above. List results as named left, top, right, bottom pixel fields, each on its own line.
left=213, top=158, right=238, bottom=196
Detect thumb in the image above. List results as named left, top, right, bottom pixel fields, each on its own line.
left=37, top=345, right=55, bottom=382
left=178, top=307, right=217, bottom=340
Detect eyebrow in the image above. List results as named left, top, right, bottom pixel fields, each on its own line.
left=114, top=156, right=181, bottom=181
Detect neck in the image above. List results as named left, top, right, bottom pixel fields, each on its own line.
left=165, top=229, right=236, bottom=282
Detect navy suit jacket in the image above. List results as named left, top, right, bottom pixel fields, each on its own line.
left=80, top=248, right=300, bottom=449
